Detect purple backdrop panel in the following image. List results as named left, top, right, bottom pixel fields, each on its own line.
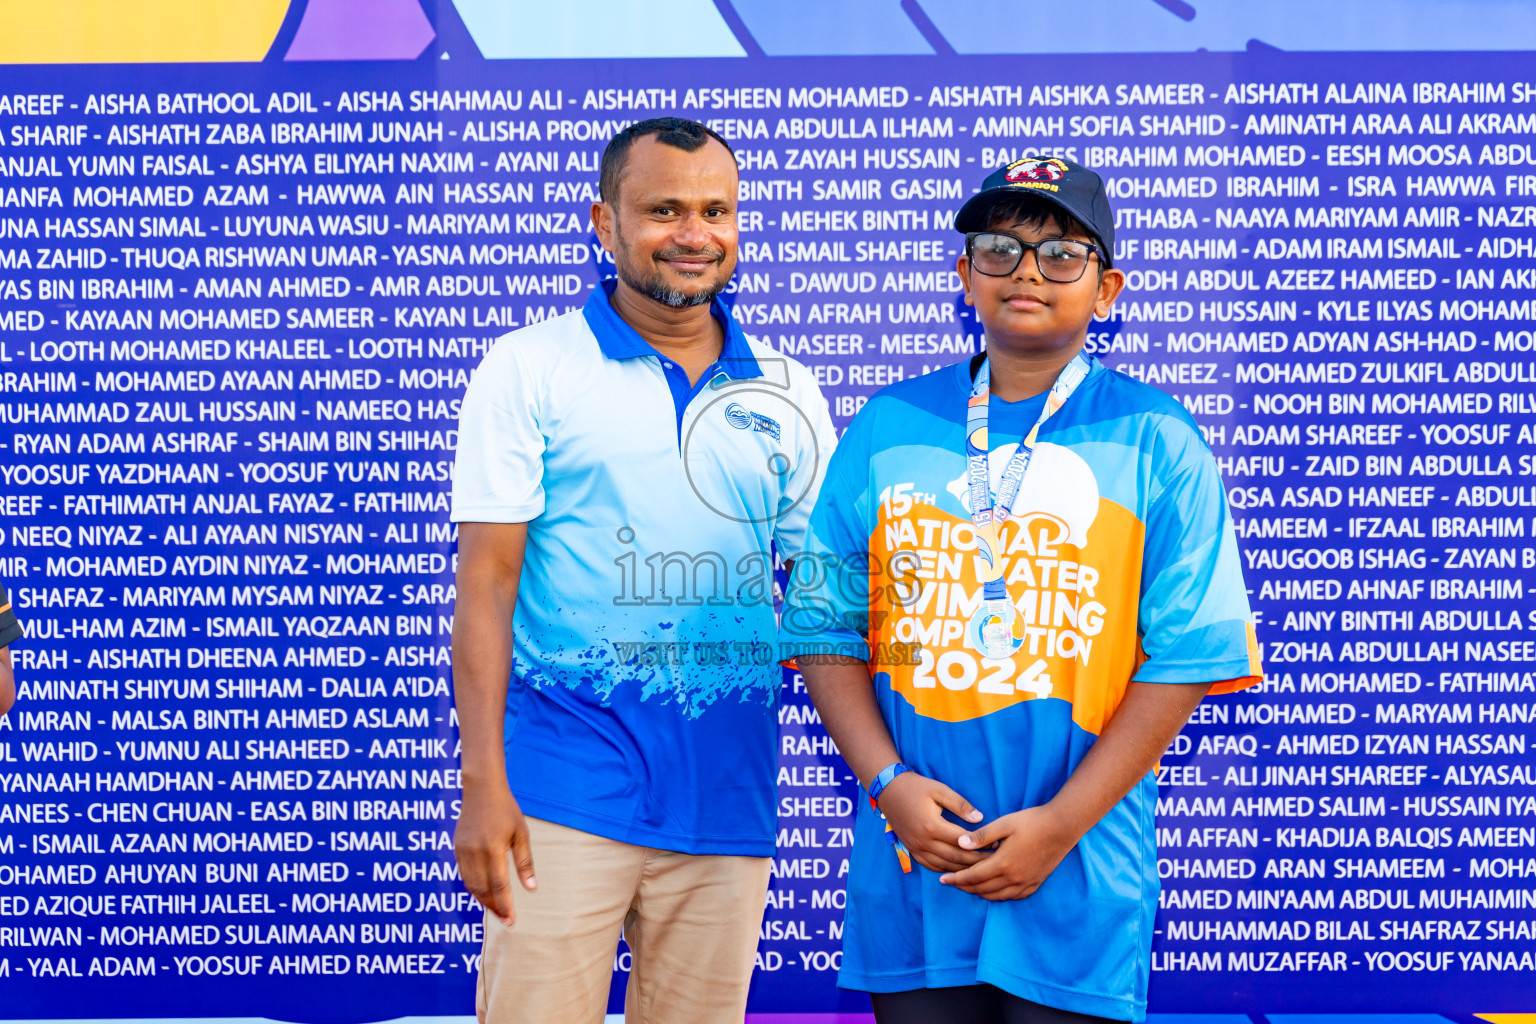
left=284, top=0, right=435, bottom=60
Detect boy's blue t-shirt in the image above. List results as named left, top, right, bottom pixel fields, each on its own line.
left=782, top=356, right=1262, bottom=1021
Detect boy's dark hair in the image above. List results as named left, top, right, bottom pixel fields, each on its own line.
left=982, top=193, right=1096, bottom=244
left=599, top=117, right=737, bottom=202
left=979, top=193, right=1107, bottom=278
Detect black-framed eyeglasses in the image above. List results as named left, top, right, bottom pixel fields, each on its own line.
left=965, top=231, right=1102, bottom=283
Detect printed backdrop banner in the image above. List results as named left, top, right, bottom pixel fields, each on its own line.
left=1, top=2, right=1535, bottom=1022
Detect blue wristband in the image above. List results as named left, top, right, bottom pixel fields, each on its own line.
left=867, top=762, right=910, bottom=808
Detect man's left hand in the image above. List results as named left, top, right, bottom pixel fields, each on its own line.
left=938, top=804, right=1078, bottom=900
left=0, top=647, right=14, bottom=715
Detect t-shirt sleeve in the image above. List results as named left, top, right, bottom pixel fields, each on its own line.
left=450, top=337, right=546, bottom=524
left=1132, top=421, right=1263, bottom=693
left=0, top=581, right=22, bottom=648
left=771, top=375, right=838, bottom=557
left=780, top=405, right=876, bottom=658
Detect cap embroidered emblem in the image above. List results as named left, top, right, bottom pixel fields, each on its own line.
left=1006, top=157, right=1066, bottom=182
left=1004, top=157, right=1068, bottom=192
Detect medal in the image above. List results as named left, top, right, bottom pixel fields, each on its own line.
left=967, top=598, right=1021, bottom=660
left=962, top=351, right=1092, bottom=657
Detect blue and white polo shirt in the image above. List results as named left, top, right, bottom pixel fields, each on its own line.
left=452, top=280, right=836, bottom=856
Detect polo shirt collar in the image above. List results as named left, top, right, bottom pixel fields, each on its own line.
left=583, top=279, right=761, bottom=381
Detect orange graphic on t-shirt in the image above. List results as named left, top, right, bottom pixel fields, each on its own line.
left=869, top=497, right=1145, bottom=737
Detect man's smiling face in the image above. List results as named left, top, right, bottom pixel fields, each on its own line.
left=597, top=134, right=740, bottom=309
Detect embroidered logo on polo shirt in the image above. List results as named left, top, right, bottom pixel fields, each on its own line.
left=724, top=403, right=752, bottom=429
left=750, top=412, right=781, bottom=442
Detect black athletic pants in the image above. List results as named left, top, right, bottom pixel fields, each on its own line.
left=869, top=984, right=1128, bottom=1024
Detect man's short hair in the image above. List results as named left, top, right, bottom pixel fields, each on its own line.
left=599, top=117, right=737, bottom=203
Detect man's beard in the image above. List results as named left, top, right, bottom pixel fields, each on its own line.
left=616, top=245, right=729, bottom=308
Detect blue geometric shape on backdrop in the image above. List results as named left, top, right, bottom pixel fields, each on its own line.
left=451, top=0, right=747, bottom=58
left=729, top=0, right=934, bottom=54
left=912, top=0, right=1536, bottom=52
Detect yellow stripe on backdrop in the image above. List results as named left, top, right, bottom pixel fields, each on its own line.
left=0, top=0, right=290, bottom=63
left=1477, top=1016, right=1536, bottom=1024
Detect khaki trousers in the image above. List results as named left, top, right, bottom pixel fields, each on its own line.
left=476, top=817, right=772, bottom=1024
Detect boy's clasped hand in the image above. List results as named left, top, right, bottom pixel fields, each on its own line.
left=877, top=771, right=1079, bottom=900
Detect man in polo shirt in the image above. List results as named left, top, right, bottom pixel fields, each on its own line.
left=451, top=117, right=836, bottom=1024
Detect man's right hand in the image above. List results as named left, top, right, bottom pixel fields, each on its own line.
left=452, top=522, right=530, bottom=925
left=456, top=779, right=536, bottom=926
left=875, top=772, right=989, bottom=873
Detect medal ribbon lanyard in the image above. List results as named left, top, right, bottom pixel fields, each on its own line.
left=964, top=352, right=1093, bottom=643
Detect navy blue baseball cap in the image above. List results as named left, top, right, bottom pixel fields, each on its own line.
left=955, top=155, right=1115, bottom=267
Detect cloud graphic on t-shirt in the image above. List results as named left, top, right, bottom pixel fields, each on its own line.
left=945, top=441, right=1100, bottom=547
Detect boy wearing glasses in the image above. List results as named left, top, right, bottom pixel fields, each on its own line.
left=785, top=157, right=1261, bottom=1024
